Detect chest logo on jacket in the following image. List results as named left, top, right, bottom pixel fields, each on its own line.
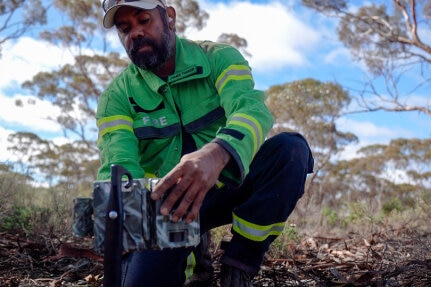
left=142, top=116, right=168, bottom=127
left=128, top=97, right=169, bottom=127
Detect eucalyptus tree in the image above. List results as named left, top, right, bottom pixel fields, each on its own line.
left=323, top=138, right=431, bottom=216
left=265, top=78, right=358, bottom=210
left=302, top=0, right=431, bottom=118
left=0, top=0, right=47, bottom=58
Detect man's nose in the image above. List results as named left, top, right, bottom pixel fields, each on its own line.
left=130, top=26, right=145, bottom=39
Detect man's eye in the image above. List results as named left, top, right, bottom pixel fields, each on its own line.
left=139, top=18, right=150, bottom=25
left=118, top=26, right=130, bottom=33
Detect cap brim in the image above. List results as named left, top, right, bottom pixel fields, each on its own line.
left=103, top=2, right=159, bottom=28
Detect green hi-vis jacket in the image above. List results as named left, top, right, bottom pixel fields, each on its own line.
left=96, top=36, right=274, bottom=186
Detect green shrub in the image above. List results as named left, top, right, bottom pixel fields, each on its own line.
left=0, top=205, right=32, bottom=234
left=282, top=225, right=302, bottom=242
left=382, top=198, right=403, bottom=215
left=322, top=206, right=339, bottom=227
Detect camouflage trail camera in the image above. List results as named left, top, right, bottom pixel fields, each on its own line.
left=73, top=167, right=200, bottom=254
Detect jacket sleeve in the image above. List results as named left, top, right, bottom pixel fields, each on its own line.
left=96, top=79, right=145, bottom=180
left=206, top=43, right=274, bottom=184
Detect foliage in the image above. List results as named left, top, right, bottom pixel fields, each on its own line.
left=315, top=137, right=430, bottom=215
left=382, top=197, right=403, bottom=215
left=0, top=204, right=32, bottom=234
left=0, top=162, right=33, bottom=216
left=0, top=166, right=76, bottom=238
left=321, top=206, right=339, bottom=227
left=0, top=201, right=72, bottom=238
left=266, top=78, right=357, bottom=155
left=265, top=78, right=358, bottom=213
left=7, top=132, right=98, bottom=190
left=169, top=0, right=209, bottom=35
left=302, top=0, right=431, bottom=117
left=0, top=0, right=47, bottom=58
left=267, top=225, right=302, bottom=259
left=282, top=225, right=302, bottom=242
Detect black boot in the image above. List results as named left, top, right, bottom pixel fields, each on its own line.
left=220, top=263, right=254, bottom=287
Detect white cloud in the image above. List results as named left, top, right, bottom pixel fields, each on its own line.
left=185, top=1, right=322, bottom=72
left=0, top=37, right=77, bottom=163
left=337, top=117, right=400, bottom=143
left=0, top=126, right=16, bottom=163
left=337, top=113, right=428, bottom=145
left=333, top=118, right=396, bottom=160
left=0, top=93, right=62, bottom=133
left=405, top=94, right=431, bottom=107
left=0, top=35, right=99, bottom=141
left=336, top=142, right=361, bottom=160
left=323, top=47, right=351, bottom=65
left=0, top=37, right=75, bottom=90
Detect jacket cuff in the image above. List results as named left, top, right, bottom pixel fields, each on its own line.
left=211, top=138, right=244, bottom=187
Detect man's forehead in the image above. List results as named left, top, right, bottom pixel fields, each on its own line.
left=115, top=6, right=156, bottom=21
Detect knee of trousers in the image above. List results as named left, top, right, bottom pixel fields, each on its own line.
left=252, top=132, right=314, bottom=208
left=266, top=132, right=314, bottom=173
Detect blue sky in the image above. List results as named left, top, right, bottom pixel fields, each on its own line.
left=0, top=0, right=430, bottom=162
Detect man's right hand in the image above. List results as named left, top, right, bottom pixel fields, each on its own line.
left=151, top=142, right=230, bottom=223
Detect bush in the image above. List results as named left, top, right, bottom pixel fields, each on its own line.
left=322, top=206, right=339, bottom=227
left=382, top=198, right=403, bottom=215
left=0, top=205, right=33, bottom=235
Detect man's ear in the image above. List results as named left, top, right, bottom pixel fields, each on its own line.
left=166, top=7, right=176, bottom=29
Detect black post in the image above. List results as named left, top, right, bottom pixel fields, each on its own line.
left=103, top=164, right=132, bottom=287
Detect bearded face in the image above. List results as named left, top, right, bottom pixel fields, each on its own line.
left=126, top=18, right=172, bottom=71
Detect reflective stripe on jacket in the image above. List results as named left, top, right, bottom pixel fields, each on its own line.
left=96, top=36, right=274, bottom=185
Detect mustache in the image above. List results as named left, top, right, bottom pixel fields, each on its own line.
left=130, top=37, right=157, bottom=54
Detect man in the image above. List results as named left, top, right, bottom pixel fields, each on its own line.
left=97, top=0, right=314, bottom=286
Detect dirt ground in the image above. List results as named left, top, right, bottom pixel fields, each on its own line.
left=0, top=229, right=430, bottom=287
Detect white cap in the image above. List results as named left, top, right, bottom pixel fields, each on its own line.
left=102, top=0, right=167, bottom=28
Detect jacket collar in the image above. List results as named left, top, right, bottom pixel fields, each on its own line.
left=168, top=36, right=210, bottom=84
left=134, top=36, right=211, bottom=88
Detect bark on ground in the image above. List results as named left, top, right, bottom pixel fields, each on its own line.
left=0, top=229, right=430, bottom=287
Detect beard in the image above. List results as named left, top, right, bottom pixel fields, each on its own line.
left=127, top=26, right=172, bottom=72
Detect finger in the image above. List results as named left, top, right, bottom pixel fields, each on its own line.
left=170, top=182, right=200, bottom=222
left=151, top=169, right=182, bottom=200
left=185, top=189, right=205, bottom=223
left=170, top=168, right=209, bottom=221
left=160, top=175, right=193, bottom=217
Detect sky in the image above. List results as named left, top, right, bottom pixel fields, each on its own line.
left=0, top=0, right=430, bottom=164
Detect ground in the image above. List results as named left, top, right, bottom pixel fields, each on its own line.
left=0, top=229, right=430, bottom=287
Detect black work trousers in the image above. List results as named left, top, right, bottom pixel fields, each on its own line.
left=121, top=132, right=314, bottom=287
